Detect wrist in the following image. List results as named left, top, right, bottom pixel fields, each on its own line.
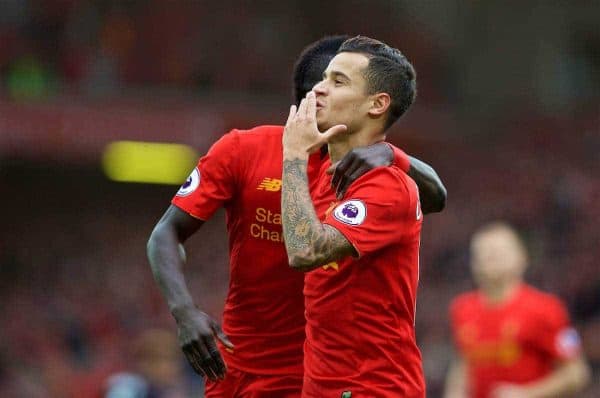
left=170, top=303, right=197, bottom=320
left=283, top=149, right=309, bottom=161
left=387, top=143, right=411, bottom=173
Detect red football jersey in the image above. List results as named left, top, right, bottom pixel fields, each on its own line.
left=450, top=283, right=582, bottom=398
left=172, top=125, right=315, bottom=376
left=301, top=159, right=425, bottom=398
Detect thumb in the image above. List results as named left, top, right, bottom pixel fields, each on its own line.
left=211, top=322, right=234, bottom=349
left=306, top=125, right=348, bottom=153
left=326, top=161, right=339, bottom=175
left=322, top=124, right=347, bottom=142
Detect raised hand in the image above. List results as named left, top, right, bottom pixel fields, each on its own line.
left=283, top=91, right=346, bottom=159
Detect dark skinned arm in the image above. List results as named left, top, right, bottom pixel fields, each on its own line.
left=407, top=155, right=447, bottom=214
left=329, top=143, right=447, bottom=214
left=147, top=205, right=233, bottom=381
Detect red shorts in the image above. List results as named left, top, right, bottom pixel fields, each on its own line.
left=301, top=376, right=353, bottom=398
left=301, top=376, right=425, bottom=398
left=204, top=367, right=302, bottom=398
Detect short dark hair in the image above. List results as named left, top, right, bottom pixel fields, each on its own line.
left=292, top=35, right=350, bottom=104
left=338, top=36, right=417, bottom=129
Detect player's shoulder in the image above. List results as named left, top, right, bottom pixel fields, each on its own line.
left=381, top=165, right=416, bottom=192
left=450, top=290, right=480, bottom=312
left=366, top=164, right=410, bottom=179
left=520, top=284, right=567, bottom=311
left=341, top=166, right=418, bottom=224
left=518, top=285, right=573, bottom=329
left=230, top=125, right=284, bottom=139
left=449, top=291, right=480, bottom=327
left=211, top=125, right=283, bottom=155
left=350, top=165, right=414, bottom=195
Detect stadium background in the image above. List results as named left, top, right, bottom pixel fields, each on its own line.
left=0, top=1, right=598, bottom=396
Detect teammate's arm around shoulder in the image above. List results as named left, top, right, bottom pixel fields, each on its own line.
left=147, top=205, right=233, bottom=381
left=328, top=143, right=447, bottom=214
left=406, top=154, right=447, bottom=214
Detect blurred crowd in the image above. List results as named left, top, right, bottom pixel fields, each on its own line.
left=0, top=0, right=598, bottom=397
left=0, top=0, right=448, bottom=103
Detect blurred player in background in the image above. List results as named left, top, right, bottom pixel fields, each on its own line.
left=281, top=36, right=425, bottom=397
left=147, top=36, right=446, bottom=398
left=444, top=222, right=590, bottom=398
left=104, top=329, right=187, bottom=398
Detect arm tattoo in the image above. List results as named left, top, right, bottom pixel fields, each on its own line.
left=282, top=159, right=355, bottom=272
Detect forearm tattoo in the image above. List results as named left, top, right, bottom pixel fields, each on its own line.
left=282, top=159, right=354, bottom=271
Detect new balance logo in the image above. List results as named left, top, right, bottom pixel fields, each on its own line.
left=322, top=262, right=339, bottom=271
left=257, top=178, right=282, bottom=192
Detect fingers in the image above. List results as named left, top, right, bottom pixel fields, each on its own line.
left=294, top=92, right=316, bottom=122
left=182, top=336, right=225, bottom=381
left=196, top=338, right=222, bottom=380
left=182, top=348, right=207, bottom=379
left=333, top=156, right=360, bottom=199
left=331, top=158, right=350, bottom=188
left=212, top=321, right=234, bottom=349
left=182, top=343, right=214, bottom=379
left=297, top=97, right=308, bottom=120
left=337, top=165, right=368, bottom=199
left=305, top=91, right=316, bottom=119
left=331, top=155, right=353, bottom=188
left=285, top=105, right=297, bottom=127
left=203, top=335, right=227, bottom=379
left=326, top=161, right=339, bottom=175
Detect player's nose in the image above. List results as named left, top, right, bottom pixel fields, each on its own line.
left=312, top=80, right=327, bottom=95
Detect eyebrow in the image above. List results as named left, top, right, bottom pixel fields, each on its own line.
left=323, top=70, right=351, bottom=82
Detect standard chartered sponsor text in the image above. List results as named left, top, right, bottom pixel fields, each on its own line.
left=251, top=207, right=283, bottom=242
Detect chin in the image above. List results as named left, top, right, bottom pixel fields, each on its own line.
left=316, top=118, right=329, bottom=131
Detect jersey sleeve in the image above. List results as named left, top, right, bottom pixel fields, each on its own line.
left=387, top=143, right=411, bottom=173
left=323, top=167, right=420, bottom=257
left=171, top=131, right=240, bottom=220
left=534, top=296, right=582, bottom=361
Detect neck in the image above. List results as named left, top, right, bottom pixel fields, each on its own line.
left=327, top=127, right=386, bottom=163
left=482, top=279, right=521, bottom=304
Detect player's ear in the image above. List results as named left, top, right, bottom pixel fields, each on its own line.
left=368, top=93, right=391, bottom=117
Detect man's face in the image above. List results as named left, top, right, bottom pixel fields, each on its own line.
left=312, top=52, right=373, bottom=133
left=470, top=228, right=527, bottom=289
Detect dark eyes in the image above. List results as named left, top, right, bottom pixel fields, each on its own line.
left=321, top=74, right=345, bottom=86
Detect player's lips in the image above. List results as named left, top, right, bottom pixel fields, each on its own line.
left=316, top=100, right=325, bottom=109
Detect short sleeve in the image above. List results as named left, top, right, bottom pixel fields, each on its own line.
left=387, top=143, right=411, bottom=173
left=323, top=167, right=420, bottom=257
left=171, top=131, right=240, bottom=220
left=535, top=296, right=582, bottom=361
